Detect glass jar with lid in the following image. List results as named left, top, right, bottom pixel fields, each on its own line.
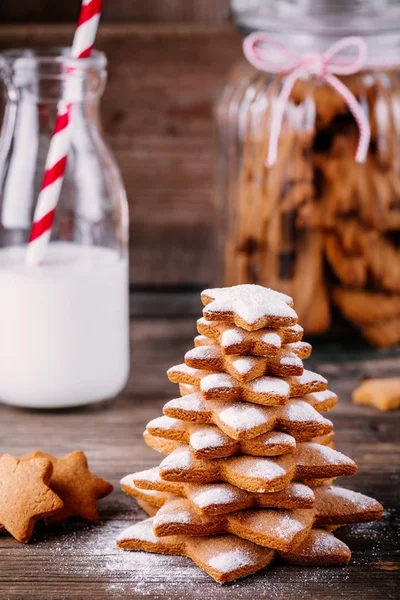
left=216, top=0, right=400, bottom=348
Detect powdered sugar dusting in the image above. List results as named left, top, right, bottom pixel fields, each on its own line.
left=161, top=448, right=194, bottom=470
left=208, top=548, right=255, bottom=573
left=285, top=342, right=301, bottom=351
left=270, top=512, right=307, bottom=538
left=194, top=335, right=214, bottom=346
left=292, top=370, right=327, bottom=385
left=137, top=488, right=160, bottom=497
left=164, top=393, right=204, bottom=414
left=246, top=458, right=286, bottom=480
left=179, top=383, right=197, bottom=395
left=197, top=317, right=210, bottom=326
left=192, top=485, right=238, bottom=508
left=200, top=373, right=235, bottom=392
left=49, top=505, right=371, bottom=594
left=120, top=474, right=134, bottom=487
left=261, top=332, right=281, bottom=346
left=289, top=483, right=315, bottom=501
left=286, top=341, right=310, bottom=355
left=280, top=353, right=302, bottom=367
left=312, top=445, right=354, bottom=465
left=221, top=328, right=244, bottom=347
left=156, top=511, right=191, bottom=525
left=315, top=390, right=337, bottom=400
left=148, top=416, right=180, bottom=430
left=190, top=428, right=226, bottom=450
left=133, top=468, right=161, bottom=484
left=306, top=390, right=337, bottom=405
left=316, top=486, right=379, bottom=511
left=217, top=404, right=269, bottom=430
left=24, top=489, right=364, bottom=595
left=298, top=443, right=355, bottom=466
left=280, top=400, right=329, bottom=424
left=168, top=363, right=198, bottom=377
left=195, top=334, right=207, bottom=342
left=310, top=530, right=348, bottom=554
left=232, top=357, right=254, bottom=375
left=261, top=431, right=296, bottom=446
left=251, top=376, right=289, bottom=396
left=117, top=520, right=158, bottom=544
left=185, top=346, right=219, bottom=361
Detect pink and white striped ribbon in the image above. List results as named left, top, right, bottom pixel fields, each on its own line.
left=243, top=33, right=371, bottom=167
left=26, top=0, right=103, bottom=265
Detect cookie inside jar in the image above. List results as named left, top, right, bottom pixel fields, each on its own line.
left=216, top=40, right=400, bottom=347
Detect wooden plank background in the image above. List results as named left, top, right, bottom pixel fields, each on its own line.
left=0, top=22, right=242, bottom=287
left=0, top=0, right=232, bottom=23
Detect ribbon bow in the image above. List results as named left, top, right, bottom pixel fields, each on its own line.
left=243, top=33, right=370, bottom=166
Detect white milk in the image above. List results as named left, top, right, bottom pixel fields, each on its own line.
left=0, top=242, right=129, bottom=408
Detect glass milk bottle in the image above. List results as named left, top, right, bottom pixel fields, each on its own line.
left=0, top=48, right=129, bottom=408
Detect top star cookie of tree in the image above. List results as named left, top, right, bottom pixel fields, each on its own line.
left=201, top=285, right=298, bottom=331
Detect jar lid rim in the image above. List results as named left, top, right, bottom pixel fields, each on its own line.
left=233, top=0, right=400, bottom=37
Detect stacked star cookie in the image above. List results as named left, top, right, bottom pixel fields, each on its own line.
left=117, top=285, right=383, bottom=583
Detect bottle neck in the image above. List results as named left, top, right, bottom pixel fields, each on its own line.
left=1, top=49, right=107, bottom=107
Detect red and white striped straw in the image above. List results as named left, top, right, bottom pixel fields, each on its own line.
left=25, top=0, right=103, bottom=265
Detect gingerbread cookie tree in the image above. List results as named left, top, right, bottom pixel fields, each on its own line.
left=117, top=285, right=383, bottom=583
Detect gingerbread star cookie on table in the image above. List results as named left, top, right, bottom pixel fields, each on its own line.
left=27, top=450, right=113, bottom=524
left=201, top=284, right=298, bottom=330
left=0, top=454, right=64, bottom=543
left=352, top=378, right=400, bottom=411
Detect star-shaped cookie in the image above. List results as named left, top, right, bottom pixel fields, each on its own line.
left=201, top=285, right=298, bottom=330
left=121, top=474, right=315, bottom=515
left=117, top=518, right=276, bottom=583
left=185, top=341, right=310, bottom=381
left=0, top=454, right=64, bottom=543
left=197, top=317, right=304, bottom=356
left=146, top=397, right=333, bottom=459
left=167, top=363, right=328, bottom=406
left=28, top=451, right=113, bottom=524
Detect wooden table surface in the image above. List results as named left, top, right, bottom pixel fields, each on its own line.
left=0, top=318, right=399, bottom=600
